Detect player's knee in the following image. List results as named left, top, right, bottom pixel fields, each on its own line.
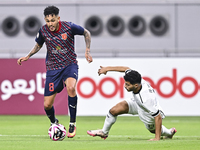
left=44, top=102, right=52, bottom=110
left=110, top=105, right=122, bottom=116
left=149, top=130, right=155, bottom=134
left=110, top=101, right=129, bottom=116
left=109, top=107, right=118, bottom=116
left=67, top=86, right=76, bottom=95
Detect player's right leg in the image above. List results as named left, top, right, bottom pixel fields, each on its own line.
left=44, top=93, right=58, bottom=125
left=44, top=69, right=64, bottom=125
left=87, top=100, right=129, bottom=139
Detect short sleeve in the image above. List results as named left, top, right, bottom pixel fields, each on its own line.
left=35, top=29, right=45, bottom=46
left=70, top=22, right=84, bottom=35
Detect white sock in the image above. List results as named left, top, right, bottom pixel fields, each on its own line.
left=161, top=125, right=172, bottom=136
left=70, top=122, right=76, bottom=126
left=102, top=111, right=117, bottom=134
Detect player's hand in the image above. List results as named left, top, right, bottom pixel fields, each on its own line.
left=98, top=66, right=107, bottom=76
left=85, top=51, right=93, bottom=63
left=17, top=56, right=29, bottom=65
left=148, top=138, right=160, bottom=141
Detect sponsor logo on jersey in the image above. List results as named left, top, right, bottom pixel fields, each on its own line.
left=56, top=46, right=61, bottom=50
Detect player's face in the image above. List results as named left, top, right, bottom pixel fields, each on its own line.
left=124, top=81, right=135, bottom=92
left=124, top=81, right=139, bottom=93
left=45, top=14, right=60, bottom=32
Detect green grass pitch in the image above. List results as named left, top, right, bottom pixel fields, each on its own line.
left=0, top=115, right=199, bottom=150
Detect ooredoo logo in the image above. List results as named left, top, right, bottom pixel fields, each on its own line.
left=77, top=77, right=124, bottom=98
left=77, top=69, right=199, bottom=99
left=143, top=69, right=198, bottom=98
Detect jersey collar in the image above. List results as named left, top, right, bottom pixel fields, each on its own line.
left=54, top=21, right=61, bottom=33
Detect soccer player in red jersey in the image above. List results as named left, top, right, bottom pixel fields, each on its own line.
left=17, top=5, right=93, bottom=138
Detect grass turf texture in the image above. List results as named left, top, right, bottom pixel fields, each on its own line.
left=0, top=116, right=199, bottom=150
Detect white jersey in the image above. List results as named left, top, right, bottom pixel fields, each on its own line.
left=130, top=79, right=165, bottom=125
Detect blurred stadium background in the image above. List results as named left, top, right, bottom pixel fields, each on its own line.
left=1, top=0, right=200, bottom=58
left=0, top=0, right=200, bottom=116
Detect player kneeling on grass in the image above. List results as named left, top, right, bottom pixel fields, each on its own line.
left=87, top=66, right=177, bottom=141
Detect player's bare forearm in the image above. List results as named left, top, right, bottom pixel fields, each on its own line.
left=17, top=43, right=42, bottom=65
left=150, top=114, right=162, bottom=141
left=83, top=29, right=91, bottom=51
left=105, top=66, right=130, bottom=72
left=98, top=66, right=130, bottom=75
left=84, top=29, right=93, bottom=63
left=27, top=43, right=42, bottom=58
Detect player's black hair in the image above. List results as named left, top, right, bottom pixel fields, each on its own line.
left=123, top=69, right=141, bottom=84
left=44, top=6, right=59, bottom=17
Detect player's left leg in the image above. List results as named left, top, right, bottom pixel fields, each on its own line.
left=65, top=77, right=77, bottom=138
left=147, top=124, right=177, bottom=139
left=161, top=125, right=177, bottom=139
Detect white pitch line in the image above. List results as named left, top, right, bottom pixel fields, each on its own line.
left=0, top=135, right=200, bottom=138
left=0, top=135, right=47, bottom=137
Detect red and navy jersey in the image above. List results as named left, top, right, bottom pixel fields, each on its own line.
left=35, top=21, right=84, bottom=70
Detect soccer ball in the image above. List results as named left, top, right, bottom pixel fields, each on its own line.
left=48, top=124, right=66, bottom=141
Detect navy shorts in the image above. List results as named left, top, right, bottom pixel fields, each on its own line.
left=44, top=64, right=78, bottom=96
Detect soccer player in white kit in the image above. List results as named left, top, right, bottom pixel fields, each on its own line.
left=87, top=66, right=177, bottom=141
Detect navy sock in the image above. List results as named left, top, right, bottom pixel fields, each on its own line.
left=44, top=106, right=55, bottom=123
left=68, top=95, right=77, bottom=123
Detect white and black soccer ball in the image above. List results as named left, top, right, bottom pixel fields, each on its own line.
left=48, top=124, right=66, bottom=141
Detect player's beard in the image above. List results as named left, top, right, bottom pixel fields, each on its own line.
left=125, top=86, right=136, bottom=92
left=49, top=23, right=59, bottom=32
left=125, top=87, right=131, bottom=92
left=49, top=26, right=55, bottom=31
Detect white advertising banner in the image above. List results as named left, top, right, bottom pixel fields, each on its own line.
left=77, top=58, right=200, bottom=116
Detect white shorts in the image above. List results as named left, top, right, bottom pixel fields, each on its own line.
left=125, top=98, right=164, bottom=131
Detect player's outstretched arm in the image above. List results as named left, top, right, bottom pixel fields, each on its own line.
left=98, top=66, right=130, bottom=76
left=83, top=28, right=93, bottom=63
left=149, top=114, right=162, bottom=141
left=17, top=43, right=42, bottom=65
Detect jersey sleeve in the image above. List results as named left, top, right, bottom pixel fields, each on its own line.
left=35, top=29, right=45, bottom=46
left=70, top=22, right=84, bottom=35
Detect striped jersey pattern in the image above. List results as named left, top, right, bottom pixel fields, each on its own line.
left=37, top=21, right=79, bottom=70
